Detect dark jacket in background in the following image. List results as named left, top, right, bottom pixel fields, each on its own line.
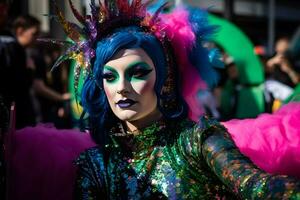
left=0, top=31, right=36, bottom=128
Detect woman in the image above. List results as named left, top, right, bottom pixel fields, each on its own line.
left=4, top=1, right=299, bottom=200
left=48, top=1, right=298, bottom=199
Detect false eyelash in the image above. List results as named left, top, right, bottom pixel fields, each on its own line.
left=102, top=73, right=116, bottom=80
left=130, top=68, right=153, bottom=78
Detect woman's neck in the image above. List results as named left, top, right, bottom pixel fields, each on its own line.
left=125, top=109, right=162, bottom=135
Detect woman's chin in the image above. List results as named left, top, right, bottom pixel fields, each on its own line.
left=115, top=110, right=139, bottom=121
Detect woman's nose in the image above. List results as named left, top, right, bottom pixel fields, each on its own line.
left=116, top=77, right=130, bottom=95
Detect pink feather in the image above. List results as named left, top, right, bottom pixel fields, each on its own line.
left=162, top=8, right=206, bottom=121
left=223, top=102, right=300, bottom=178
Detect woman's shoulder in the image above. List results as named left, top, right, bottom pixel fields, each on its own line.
left=176, top=116, right=227, bottom=136
left=74, top=146, right=108, bottom=190
left=75, top=146, right=104, bottom=164
left=170, top=116, right=229, bottom=148
left=74, top=146, right=106, bottom=173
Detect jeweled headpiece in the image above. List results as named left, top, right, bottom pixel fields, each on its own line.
left=43, top=0, right=170, bottom=96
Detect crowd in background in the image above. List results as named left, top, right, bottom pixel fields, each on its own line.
left=210, top=37, right=300, bottom=121
left=0, top=6, right=72, bottom=130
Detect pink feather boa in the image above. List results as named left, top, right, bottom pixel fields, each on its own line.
left=223, top=102, right=300, bottom=179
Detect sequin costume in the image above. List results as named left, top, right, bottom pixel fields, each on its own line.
left=74, top=117, right=300, bottom=200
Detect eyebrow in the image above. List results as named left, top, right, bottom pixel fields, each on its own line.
left=103, top=61, right=152, bottom=73
left=126, top=61, right=151, bottom=70
left=103, top=65, right=118, bottom=73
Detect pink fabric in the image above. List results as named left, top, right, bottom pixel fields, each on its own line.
left=7, top=124, right=96, bottom=200
left=222, top=102, right=300, bottom=178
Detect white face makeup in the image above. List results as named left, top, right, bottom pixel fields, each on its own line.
left=103, top=48, right=158, bottom=124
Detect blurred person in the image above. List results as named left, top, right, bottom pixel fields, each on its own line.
left=0, top=96, right=7, bottom=200
left=14, top=15, right=70, bottom=127
left=30, top=42, right=72, bottom=128
left=1, top=14, right=71, bottom=129
left=0, top=13, right=70, bottom=198
left=265, top=37, right=300, bottom=111
left=254, top=45, right=275, bottom=113
left=211, top=46, right=240, bottom=120
left=216, top=55, right=240, bottom=120
left=0, top=0, right=9, bottom=33
left=203, top=42, right=240, bottom=120
left=266, top=37, right=300, bottom=87
left=0, top=14, right=38, bottom=129
left=0, top=1, right=11, bottom=198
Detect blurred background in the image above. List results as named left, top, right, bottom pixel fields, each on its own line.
left=8, top=0, right=300, bottom=54
left=1, top=0, right=300, bottom=131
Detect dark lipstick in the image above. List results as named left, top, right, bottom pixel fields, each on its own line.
left=116, top=99, right=137, bottom=108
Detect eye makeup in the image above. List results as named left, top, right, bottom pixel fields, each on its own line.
left=102, top=66, right=119, bottom=83
left=103, top=61, right=153, bottom=84
left=126, top=61, right=153, bottom=81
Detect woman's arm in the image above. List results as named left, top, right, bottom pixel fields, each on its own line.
left=32, top=79, right=70, bottom=102
left=200, top=117, right=300, bottom=199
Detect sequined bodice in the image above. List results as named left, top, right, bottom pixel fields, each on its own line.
left=75, top=117, right=300, bottom=200
left=75, top=118, right=234, bottom=199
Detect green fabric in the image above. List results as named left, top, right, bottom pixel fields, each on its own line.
left=209, top=14, right=265, bottom=118
left=284, top=84, right=300, bottom=103
left=235, top=85, right=265, bottom=118
left=208, top=14, right=264, bottom=84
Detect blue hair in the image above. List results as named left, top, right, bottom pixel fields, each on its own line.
left=188, top=7, right=220, bottom=87
left=81, top=27, right=186, bottom=144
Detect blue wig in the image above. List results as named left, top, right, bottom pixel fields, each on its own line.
left=81, top=27, right=187, bottom=144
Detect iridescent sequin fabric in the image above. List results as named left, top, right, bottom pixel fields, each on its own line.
left=74, top=117, right=300, bottom=199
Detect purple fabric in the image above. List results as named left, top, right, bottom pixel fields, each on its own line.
left=7, top=124, right=96, bottom=200
left=222, top=102, right=300, bottom=179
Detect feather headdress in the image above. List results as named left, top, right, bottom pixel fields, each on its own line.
left=44, top=0, right=170, bottom=97
left=47, top=0, right=221, bottom=121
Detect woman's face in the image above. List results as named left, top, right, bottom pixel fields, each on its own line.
left=103, top=48, right=158, bottom=122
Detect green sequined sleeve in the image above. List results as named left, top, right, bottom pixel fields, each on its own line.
left=200, top=117, right=300, bottom=200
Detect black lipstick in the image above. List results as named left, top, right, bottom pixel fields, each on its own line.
left=116, top=99, right=137, bottom=108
